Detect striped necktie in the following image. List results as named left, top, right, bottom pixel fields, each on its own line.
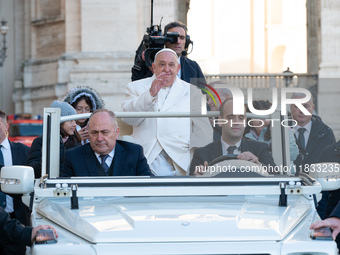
left=100, top=154, right=109, bottom=173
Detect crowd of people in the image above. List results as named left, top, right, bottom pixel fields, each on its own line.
left=1, top=20, right=340, bottom=253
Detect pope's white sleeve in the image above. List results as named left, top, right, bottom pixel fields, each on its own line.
left=121, top=83, right=156, bottom=126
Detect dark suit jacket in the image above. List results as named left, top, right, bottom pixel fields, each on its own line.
left=61, top=141, right=152, bottom=177
left=330, top=202, right=340, bottom=220
left=0, top=141, right=30, bottom=226
left=317, top=140, right=340, bottom=219
left=324, top=143, right=340, bottom=249
left=292, top=116, right=335, bottom=221
left=179, top=56, right=206, bottom=86
left=131, top=55, right=206, bottom=86
left=189, top=138, right=276, bottom=175
left=0, top=207, right=32, bottom=246
left=294, top=116, right=335, bottom=169
left=0, top=141, right=30, bottom=166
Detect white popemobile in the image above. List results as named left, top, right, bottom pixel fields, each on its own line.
left=1, top=107, right=339, bottom=255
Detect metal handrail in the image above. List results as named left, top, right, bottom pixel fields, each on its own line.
left=60, top=111, right=272, bottom=123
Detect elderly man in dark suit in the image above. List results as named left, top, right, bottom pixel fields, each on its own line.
left=189, top=99, right=276, bottom=175
left=61, top=109, right=152, bottom=177
left=0, top=110, right=31, bottom=255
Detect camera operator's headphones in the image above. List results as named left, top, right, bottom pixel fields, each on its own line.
left=185, top=35, right=193, bottom=50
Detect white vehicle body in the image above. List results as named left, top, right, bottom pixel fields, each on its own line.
left=1, top=108, right=339, bottom=255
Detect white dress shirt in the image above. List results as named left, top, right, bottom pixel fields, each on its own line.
left=95, top=148, right=115, bottom=167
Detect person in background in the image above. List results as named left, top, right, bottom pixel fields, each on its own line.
left=290, top=92, right=335, bottom=219
left=206, top=81, right=232, bottom=141
left=62, top=86, right=104, bottom=144
left=26, top=101, right=81, bottom=178
left=0, top=110, right=31, bottom=255
left=244, top=100, right=299, bottom=163
left=291, top=92, right=335, bottom=169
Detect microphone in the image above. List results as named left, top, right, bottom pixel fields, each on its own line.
left=181, top=51, right=187, bottom=56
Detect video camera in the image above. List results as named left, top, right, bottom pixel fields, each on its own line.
left=132, top=0, right=181, bottom=71
left=132, top=0, right=193, bottom=76
left=143, top=25, right=179, bottom=67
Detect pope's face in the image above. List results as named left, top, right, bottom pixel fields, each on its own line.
left=152, top=51, right=180, bottom=87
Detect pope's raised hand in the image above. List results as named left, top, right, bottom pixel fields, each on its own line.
left=149, top=72, right=167, bottom=97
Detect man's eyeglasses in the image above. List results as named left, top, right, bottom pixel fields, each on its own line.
left=75, top=108, right=92, bottom=113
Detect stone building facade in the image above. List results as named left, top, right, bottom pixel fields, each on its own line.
left=0, top=0, right=189, bottom=114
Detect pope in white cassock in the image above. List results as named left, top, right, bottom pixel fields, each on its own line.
left=121, top=48, right=212, bottom=176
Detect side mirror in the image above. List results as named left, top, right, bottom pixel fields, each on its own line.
left=0, top=166, right=35, bottom=194
left=309, top=163, right=340, bottom=191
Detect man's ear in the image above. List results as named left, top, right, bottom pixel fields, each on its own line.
left=176, top=64, right=181, bottom=74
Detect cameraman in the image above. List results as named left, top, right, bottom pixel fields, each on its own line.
left=131, top=21, right=206, bottom=87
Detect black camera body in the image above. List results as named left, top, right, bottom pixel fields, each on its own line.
left=143, top=25, right=179, bottom=66
left=131, top=1, right=193, bottom=75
